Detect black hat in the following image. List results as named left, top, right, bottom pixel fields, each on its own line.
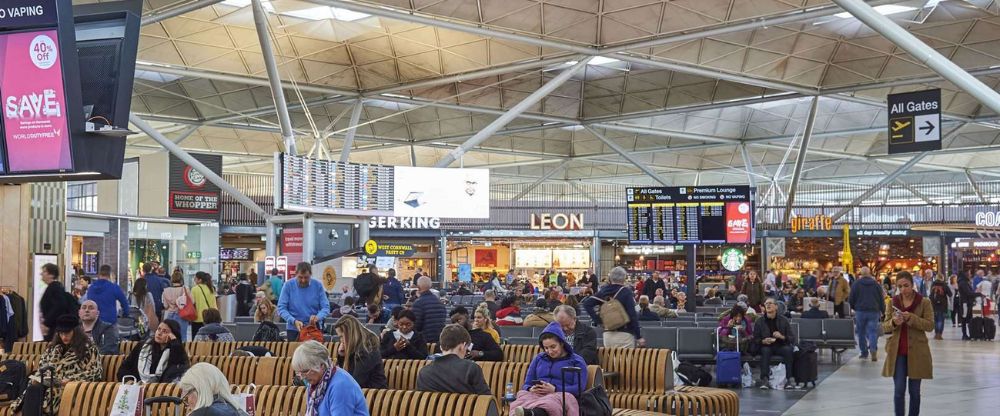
left=54, top=314, right=80, bottom=333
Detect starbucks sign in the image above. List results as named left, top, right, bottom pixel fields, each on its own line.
left=721, top=248, right=746, bottom=272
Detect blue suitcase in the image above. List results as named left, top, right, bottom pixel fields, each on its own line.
left=715, top=327, right=742, bottom=386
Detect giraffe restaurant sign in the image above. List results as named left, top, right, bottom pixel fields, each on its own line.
left=790, top=214, right=833, bottom=233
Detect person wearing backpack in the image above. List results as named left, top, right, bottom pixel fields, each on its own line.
left=581, top=267, right=645, bottom=348
left=354, top=265, right=383, bottom=307
left=128, top=277, right=159, bottom=335
left=929, top=274, right=952, bottom=340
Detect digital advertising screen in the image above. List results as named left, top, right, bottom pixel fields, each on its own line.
left=626, top=186, right=754, bottom=245
left=0, top=29, right=73, bottom=173
left=393, top=166, right=490, bottom=219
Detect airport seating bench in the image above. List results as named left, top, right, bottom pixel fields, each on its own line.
left=792, top=318, right=857, bottom=363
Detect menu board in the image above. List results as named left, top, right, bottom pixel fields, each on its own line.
left=552, top=249, right=590, bottom=269
left=627, top=186, right=754, bottom=244
left=279, top=153, right=394, bottom=216
left=515, top=249, right=552, bottom=268
left=220, top=248, right=251, bottom=260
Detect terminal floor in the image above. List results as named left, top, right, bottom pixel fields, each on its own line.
left=732, top=324, right=1000, bottom=415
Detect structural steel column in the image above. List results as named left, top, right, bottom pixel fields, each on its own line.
left=830, top=153, right=930, bottom=222
left=783, top=97, right=820, bottom=223
left=130, top=114, right=270, bottom=219
left=251, top=0, right=297, bottom=155
left=142, top=0, right=224, bottom=26
left=435, top=58, right=591, bottom=167
left=832, top=0, right=1000, bottom=115
left=340, top=100, right=365, bottom=163
left=584, top=126, right=670, bottom=186
left=512, top=160, right=571, bottom=201
left=739, top=143, right=757, bottom=188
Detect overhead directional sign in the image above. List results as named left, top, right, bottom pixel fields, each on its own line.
left=888, top=89, right=941, bottom=154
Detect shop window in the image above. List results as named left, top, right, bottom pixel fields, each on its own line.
left=67, top=182, right=98, bottom=212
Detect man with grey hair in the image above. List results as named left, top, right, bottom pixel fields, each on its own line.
left=582, top=267, right=645, bottom=348
left=554, top=305, right=597, bottom=364
left=411, top=275, right=448, bottom=343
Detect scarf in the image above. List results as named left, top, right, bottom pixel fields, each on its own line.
left=307, top=365, right=336, bottom=416
left=137, top=342, right=171, bottom=383
left=393, top=330, right=413, bottom=341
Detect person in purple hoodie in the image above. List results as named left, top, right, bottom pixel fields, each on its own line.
left=510, top=321, right=588, bottom=416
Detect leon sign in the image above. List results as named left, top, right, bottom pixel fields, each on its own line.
left=530, top=213, right=584, bottom=231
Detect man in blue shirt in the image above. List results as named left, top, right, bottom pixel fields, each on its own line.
left=85, top=265, right=129, bottom=325
left=382, top=268, right=405, bottom=308
left=278, top=262, right=330, bottom=341
left=973, top=269, right=985, bottom=291
left=141, top=263, right=168, bottom=320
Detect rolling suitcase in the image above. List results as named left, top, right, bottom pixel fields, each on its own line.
left=715, top=328, right=742, bottom=387
left=20, top=366, right=55, bottom=416
left=144, top=396, right=183, bottom=416
left=970, top=316, right=986, bottom=340
left=984, top=317, right=996, bottom=341
left=793, top=342, right=819, bottom=387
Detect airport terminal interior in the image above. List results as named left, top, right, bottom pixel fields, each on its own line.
left=2, top=0, right=1000, bottom=415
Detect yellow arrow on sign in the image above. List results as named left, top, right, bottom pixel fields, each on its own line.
left=892, top=120, right=911, bottom=132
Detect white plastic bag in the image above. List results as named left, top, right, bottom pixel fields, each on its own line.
left=234, top=384, right=256, bottom=415
left=109, top=376, right=144, bottom=416
left=671, top=350, right=684, bottom=387
left=768, top=364, right=786, bottom=390
left=741, top=363, right=753, bottom=388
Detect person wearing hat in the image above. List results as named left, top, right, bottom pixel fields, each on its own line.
left=11, top=314, right=103, bottom=414
left=118, top=319, right=190, bottom=384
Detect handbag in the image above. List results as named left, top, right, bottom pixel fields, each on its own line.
left=109, top=376, right=144, bottom=416
left=178, top=288, right=197, bottom=322
left=298, top=324, right=324, bottom=342
left=561, top=367, right=611, bottom=416
left=595, top=287, right=629, bottom=331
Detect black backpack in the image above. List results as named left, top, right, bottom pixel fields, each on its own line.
left=675, top=362, right=712, bottom=387
left=0, top=360, right=27, bottom=401
left=354, top=273, right=378, bottom=301
left=930, top=285, right=947, bottom=307
left=252, top=321, right=282, bottom=342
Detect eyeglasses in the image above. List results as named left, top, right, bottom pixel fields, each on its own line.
left=294, top=368, right=315, bottom=377
left=181, top=389, right=195, bottom=404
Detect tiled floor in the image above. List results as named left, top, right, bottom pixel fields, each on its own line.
left=774, top=324, right=1000, bottom=415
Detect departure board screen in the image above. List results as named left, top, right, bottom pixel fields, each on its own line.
left=278, top=153, right=394, bottom=216
left=626, top=186, right=754, bottom=244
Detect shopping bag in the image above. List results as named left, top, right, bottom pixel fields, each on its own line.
left=768, top=364, right=786, bottom=390
left=740, top=363, right=753, bottom=388
left=109, top=376, right=144, bottom=416
left=670, top=350, right=684, bottom=388
left=234, top=384, right=256, bottom=416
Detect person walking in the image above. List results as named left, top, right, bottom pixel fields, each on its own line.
left=411, top=276, right=447, bottom=344
left=86, top=265, right=129, bottom=326
left=833, top=269, right=851, bottom=319
left=277, top=262, right=330, bottom=341
left=957, top=271, right=976, bottom=340
left=382, top=268, right=405, bottom=308
left=948, top=275, right=959, bottom=327
left=882, top=272, right=933, bottom=416
left=128, top=277, right=160, bottom=333
left=190, top=272, right=218, bottom=336
left=141, top=263, right=169, bottom=321
left=581, top=267, right=645, bottom=348
left=928, top=274, right=951, bottom=340
left=849, top=267, right=886, bottom=361
left=161, top=271, right=192, bottom=341
left=39, top=263, right=78, bottom=341
left=740, top=271, right=766, bottom=312
left=235, top=274, right=255, bottom=317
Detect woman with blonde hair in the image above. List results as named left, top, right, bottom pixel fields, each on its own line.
left=178, top=363, right=248, bottom=415
left=474, top=303, right=501, bottom=344
left=333, top=315, right=387, bottom=389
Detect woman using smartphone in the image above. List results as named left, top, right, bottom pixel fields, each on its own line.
left=882, top=271, right=933, bottom=416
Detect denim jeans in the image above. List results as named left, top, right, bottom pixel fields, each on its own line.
left=893, top=355, right=921, bottom=416
left=933, top=311, right=946, bottom=335
left=163, top=311, right=190, bottom=342
left=855, top=310, right=881, bottom=356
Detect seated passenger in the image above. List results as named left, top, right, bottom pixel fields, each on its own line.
left=334, top=315, right=388, bottom=389
left=118, top=320, right=189, bottom=383
left=193, top=308, right=236, bottom=342
left=637, top=296, right=661, bottom=321
left=252, top=291, right=276, bottom=323
left=380, top=309, right=428, bottom=360
left=11, top=315, right=103, bottom=414
left=753, top=298, right=794, bottom=390
left=79, top=300, right=119, bottom=355
left=523, top=300, right=555, bottom=327
left=449, top=307, right=502, bottom=361
left=801, top=298, right=831, bottom=319
left=495, top=296, right=524, bottom=326
left=510, top=322, right=588, bottom=416
left=474, top=303, right=501, bottom=344
left=416, top=324, right=492, bottom=395
left=649, top=296, right=678, bottom=319
left=179, top=363, right=250, bottom=416
left=718, top=305, right=753, bottom=352
left=787, top=289, right=807, bottom=315
left=367, top=303, right=390, bottom=324
left=704, top=288, right=724, bottom=306
left=553, top=305, right=598, bottom=365
left=292, top=340, right=368, bottom=416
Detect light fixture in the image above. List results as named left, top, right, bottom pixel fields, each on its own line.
left=220, top=0, right=371, bottom=21
left=834, top=5, right=917, bottom=18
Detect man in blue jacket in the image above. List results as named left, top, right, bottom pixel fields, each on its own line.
left=849, top=266, right=885, bottom=362
left=411, top=276, right=447, bottom=344
left=582, top=267, right=645, bottom=348
left=85, top=265, right=129, bottom=325
left=141, top=263, right=168, bottom=320
left=382, top=268, right=405, bottom=308
left=277, top=262, right=330, bottom=341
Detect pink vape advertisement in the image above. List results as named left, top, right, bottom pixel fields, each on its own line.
left=0, top=29, right=73, bottom=173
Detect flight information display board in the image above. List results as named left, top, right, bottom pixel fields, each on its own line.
left=278, top=153, right=394, bottom=216
left=626, top=186, right=754, bottom=244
